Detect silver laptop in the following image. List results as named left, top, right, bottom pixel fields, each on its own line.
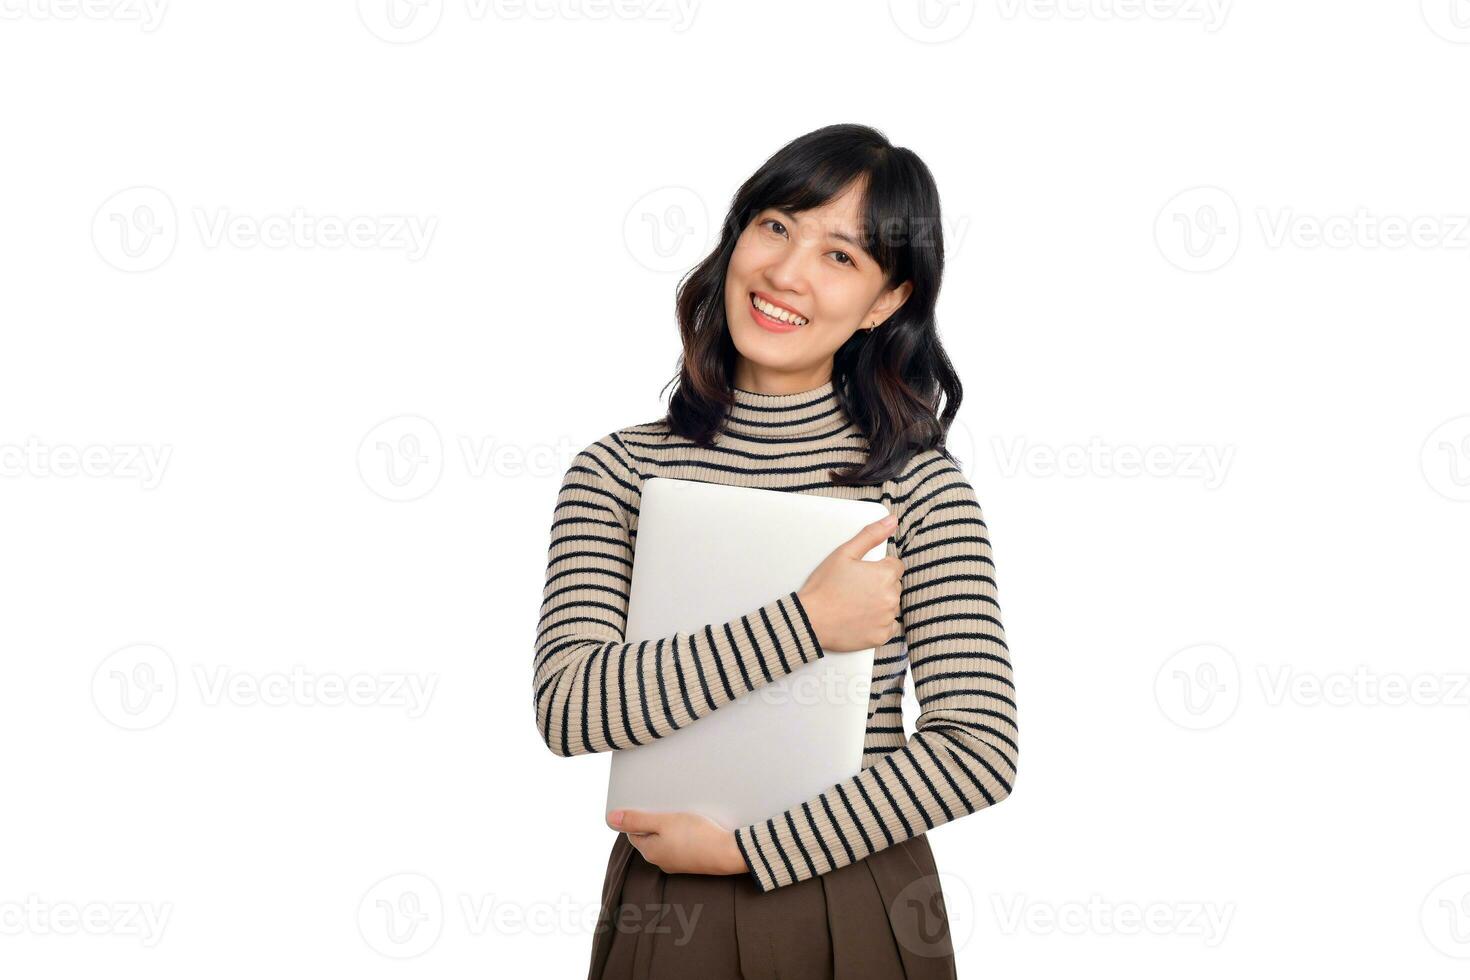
left=605, top=476, right=889, bottom=831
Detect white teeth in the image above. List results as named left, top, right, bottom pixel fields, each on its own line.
left=751, top=294, right=807, bottom=326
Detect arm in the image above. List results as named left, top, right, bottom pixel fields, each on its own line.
left=732, top=459, right=1018, bottom=892
left=533, top=435, right=827, bottom=757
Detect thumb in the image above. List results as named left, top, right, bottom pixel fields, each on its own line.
left=608, top=809, right=660, bottom=834
left=837, top=512, right=898, bottom=560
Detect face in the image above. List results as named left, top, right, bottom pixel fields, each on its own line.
left=724, top=180, right=912, bottom=393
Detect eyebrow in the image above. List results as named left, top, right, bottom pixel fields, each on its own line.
left=771, top=206, right=865, bottom=251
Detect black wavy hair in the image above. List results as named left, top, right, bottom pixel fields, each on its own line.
left=658, top=122, right=963, bottom=486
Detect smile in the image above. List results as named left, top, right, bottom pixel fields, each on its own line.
left=749, top=292, right=809, bottom=329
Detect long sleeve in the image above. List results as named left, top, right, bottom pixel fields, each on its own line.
left=732, top=460, right=1018, bottom=892
left=533, top=435, right=828, bottom=757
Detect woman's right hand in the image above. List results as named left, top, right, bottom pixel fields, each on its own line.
left=796, top=513, right=904, bottom=653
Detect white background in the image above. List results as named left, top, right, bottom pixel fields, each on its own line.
left=2, top=1, right=1468, bottom=977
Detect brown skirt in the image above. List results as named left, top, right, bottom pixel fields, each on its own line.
left=586, top=831, right=958, bottom=979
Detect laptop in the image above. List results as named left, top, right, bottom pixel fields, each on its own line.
left=605, top=476, right=890, bottom=831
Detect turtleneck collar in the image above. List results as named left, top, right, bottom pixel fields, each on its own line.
left=723, top=378, right=851, bottom=438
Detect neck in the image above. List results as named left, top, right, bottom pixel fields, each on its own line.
left=723, top=378, right=850, bottom=439
left=731, top=359, right=834, bottom=398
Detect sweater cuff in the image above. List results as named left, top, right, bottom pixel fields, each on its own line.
left=733, top=824, right=775, bottom=893
left=785, top=590, right=825, bottom=661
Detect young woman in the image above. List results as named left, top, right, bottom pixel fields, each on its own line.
left=533, top=123, right=1019, bottom=979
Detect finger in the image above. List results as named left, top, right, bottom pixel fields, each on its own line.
left=608, top=808, right=662, bottom=835
left=837, top=513, right=898, bottom=559
left=635, top=834, right=665, bottom=868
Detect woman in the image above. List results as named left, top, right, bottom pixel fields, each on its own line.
left=532, top=123, right=1018, bottom=979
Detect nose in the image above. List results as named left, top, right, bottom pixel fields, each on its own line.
left=763, top=246, right=811, bottom=294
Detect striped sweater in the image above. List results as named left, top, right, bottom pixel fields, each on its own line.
left=532, top=379, right=1018, bottom=893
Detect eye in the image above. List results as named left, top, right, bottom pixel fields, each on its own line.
left=758, top=217, right=858, bottom=268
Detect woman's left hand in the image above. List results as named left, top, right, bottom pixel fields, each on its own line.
left=606, top=809, right=749, bottom=876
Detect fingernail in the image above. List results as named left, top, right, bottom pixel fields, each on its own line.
left=610, top=810, right=623, bottom=827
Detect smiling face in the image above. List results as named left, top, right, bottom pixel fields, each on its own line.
left=724, top=179, right=913, bottom=394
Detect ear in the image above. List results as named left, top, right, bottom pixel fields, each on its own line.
left=867, top=280, right=914, bottom=326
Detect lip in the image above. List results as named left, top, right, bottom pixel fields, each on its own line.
left=748, top=291, right=808, bottom=333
